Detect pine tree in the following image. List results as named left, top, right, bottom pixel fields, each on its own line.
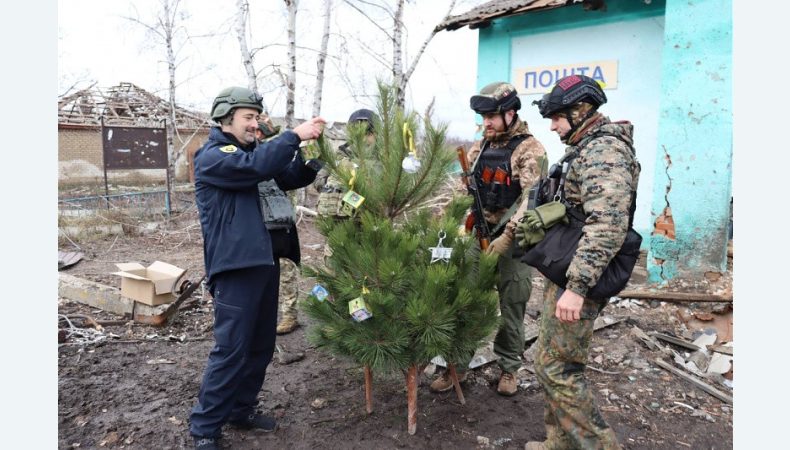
left=301, top=82, right=499, bottom=434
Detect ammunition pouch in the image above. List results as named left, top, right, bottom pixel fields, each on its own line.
left=258, top=180, right=295, bottom=231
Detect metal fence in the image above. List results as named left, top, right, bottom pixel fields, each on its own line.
left=58, top=188, right=196, bottom=219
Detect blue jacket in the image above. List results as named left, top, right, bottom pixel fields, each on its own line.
left=194, top=127, right=318, bottom=282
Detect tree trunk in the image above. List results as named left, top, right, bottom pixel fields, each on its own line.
left=392, top=0, right=405, bottom=108
left=405, top=364, right=417, bottom=435
left=164, top=0, right=178, bottom=199
left=235, top=0, right=268, bottom=111
left=284, top=0, right=298, bottom=128
left=364, top=364, right=373, bottom=414
left=312, top=0, right=332, bottom=118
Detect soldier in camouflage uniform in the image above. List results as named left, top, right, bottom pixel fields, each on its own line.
left=429, top=82, right=547, bottom=396
left=313, top=109, right=378, bottom=261
left=255, top=118, right=302, bottom=335
left=525, top=75, right=640, bottom=450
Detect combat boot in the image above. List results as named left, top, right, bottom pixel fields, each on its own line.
left=497, top=372, right=518, bottom=396
left=193, top=437, right=220, bottom=450
left=276, top=316, right=299, bottom=335
left=429, top=369, right=467, bottom=393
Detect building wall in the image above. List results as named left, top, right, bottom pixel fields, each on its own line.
left=58, top=125, right=209, bottom=184
left=646, top=0, right=732, bottom=282
left=475, top=0, right=732, bottom=282
left=476, top=0, right=665, bottom=239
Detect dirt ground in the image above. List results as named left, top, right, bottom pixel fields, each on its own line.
left=58, top=194, right=733, bottom=449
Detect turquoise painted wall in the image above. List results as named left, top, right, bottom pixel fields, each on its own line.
left=475, top=0, right=732, bottom=282
left=476, top=0, right=665, bottom=240
left=646, top=0, right=732, bottom=283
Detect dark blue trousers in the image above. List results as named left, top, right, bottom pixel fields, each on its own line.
left=190, top=263, right=280, bottom=438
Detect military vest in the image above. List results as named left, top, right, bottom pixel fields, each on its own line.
left=473, top=135, right=528, bottom=213
left=258, top=180, right=296, bottom=230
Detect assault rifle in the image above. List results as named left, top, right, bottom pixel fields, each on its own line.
left=456, top=145, right=491, bottom=250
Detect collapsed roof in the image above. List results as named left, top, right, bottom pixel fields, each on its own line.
left=435, top=0, right=602, bottom=32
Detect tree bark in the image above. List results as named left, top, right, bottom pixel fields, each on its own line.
left=448, top=363, right=466, bottom=405
left=406, top=364, right=417, bottom=435
left=312, top=0, right=332, bottom=117
left=235, top=0, right=268, bottom=111
left=364, top=364, right=373, bottom=414
left=284, top=0, right=298, bottom=128
left=391, top=0, right=405, bottom=107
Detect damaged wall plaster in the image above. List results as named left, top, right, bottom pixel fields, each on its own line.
left=647, top=0, right=732, bottom=284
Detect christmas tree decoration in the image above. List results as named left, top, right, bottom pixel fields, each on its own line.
left=301, top=82, right=499, bottom=435
left=401, top=122, right=422, bottom=174
left=348, top=297, right=373, bottom=322
left=310, top=284, right=331, bottom=303
left=428, top=230, right=453, bottom=264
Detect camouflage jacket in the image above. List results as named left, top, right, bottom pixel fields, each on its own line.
left=467, top=117, right=547, bottom=239
left=314, top=143, right=353, bottom=218
left=562, top=115, right=641, bottom=297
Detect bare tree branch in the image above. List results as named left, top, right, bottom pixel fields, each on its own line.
left=342, top=0, right=393, bottom=40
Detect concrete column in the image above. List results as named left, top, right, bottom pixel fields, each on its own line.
left=647, top=0, right=732, bottom=283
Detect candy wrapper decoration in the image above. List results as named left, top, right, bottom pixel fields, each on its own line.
left=310, top=284, right=331, bottom=302
left=348, top=297, right=373, bottom=322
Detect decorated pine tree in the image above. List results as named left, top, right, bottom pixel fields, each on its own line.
left=301, top=83, right=499, bottom=435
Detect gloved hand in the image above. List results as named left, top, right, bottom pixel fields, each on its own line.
left=485, top=233, right=513, bottom=256
left=515, top=221, right=546, bottom=249
left=526, top=201, right=568, bottom=229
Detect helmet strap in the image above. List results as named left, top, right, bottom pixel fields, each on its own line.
left=501, top=111, right=516, bottom=131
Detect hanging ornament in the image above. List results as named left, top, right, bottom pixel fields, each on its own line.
left=401, top=122, right=421, bottom=174
left=341, top=166, right=366, bottom=216
left=428, top=230, right=453, bottom=264
left=310, top=284, right=332, bottom=302
left=349, top=297, right=373, bottom=322
left=349, top=280, right=373, bottom=322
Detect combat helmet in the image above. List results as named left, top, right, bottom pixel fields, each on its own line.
left=469, top=82, right=521, bottom=115
left=210, top=86, right=264, bottom=120
left=532, top=75, right=606, bottom=119
left=347, top=108, right=379, bottom=134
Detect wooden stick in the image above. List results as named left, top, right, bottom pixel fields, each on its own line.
left=364, top=365, right=373, bottom=414
left=618, top=290, right=731, bottom=303
left=650, top=332, right=702, bottom=352
left=406, top=365, right=418, bottom=435
left=654, top=359, right=732, bottom=404
left=707, top=344, right=733, bottom=356
left=448, top=364, right=466, bottom=405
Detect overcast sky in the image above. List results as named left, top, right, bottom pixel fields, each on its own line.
left=58, top=0, right=489, bottom=139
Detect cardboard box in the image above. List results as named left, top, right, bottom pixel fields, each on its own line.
left=112, top=261, right=186, bottom=306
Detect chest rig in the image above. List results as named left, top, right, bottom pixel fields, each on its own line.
left=472, top=135, right=528, bottom=213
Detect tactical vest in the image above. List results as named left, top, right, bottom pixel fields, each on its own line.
left=258, top=180, right=296, bottom=230
left=529, top=131, right=638, bottom=227
left=473, top=135, right=528, bottom=213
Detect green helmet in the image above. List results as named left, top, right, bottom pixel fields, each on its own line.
left=210, top=86, right=264, bottom=120
left=469, top=82, right=521, bottom=114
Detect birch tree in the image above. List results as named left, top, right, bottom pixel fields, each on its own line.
left=234, top=0, right=269, bottom=112
left=312, top=0, right=333, bottom=117
left=343, top=0, right=458, bottom=108
left=124, top=0, right=185, bottom=186
left=284, top=0, right=298, bottom=127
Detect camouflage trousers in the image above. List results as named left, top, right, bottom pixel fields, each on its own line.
left=534, top=281, right=621, bottom=450
left=278, top=258, right=299, bottom=321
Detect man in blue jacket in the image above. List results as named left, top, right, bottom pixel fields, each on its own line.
left=189, top=86, right=325, bottom=450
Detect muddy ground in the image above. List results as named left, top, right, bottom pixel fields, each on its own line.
left=58, top=193, right=733, bottom=449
